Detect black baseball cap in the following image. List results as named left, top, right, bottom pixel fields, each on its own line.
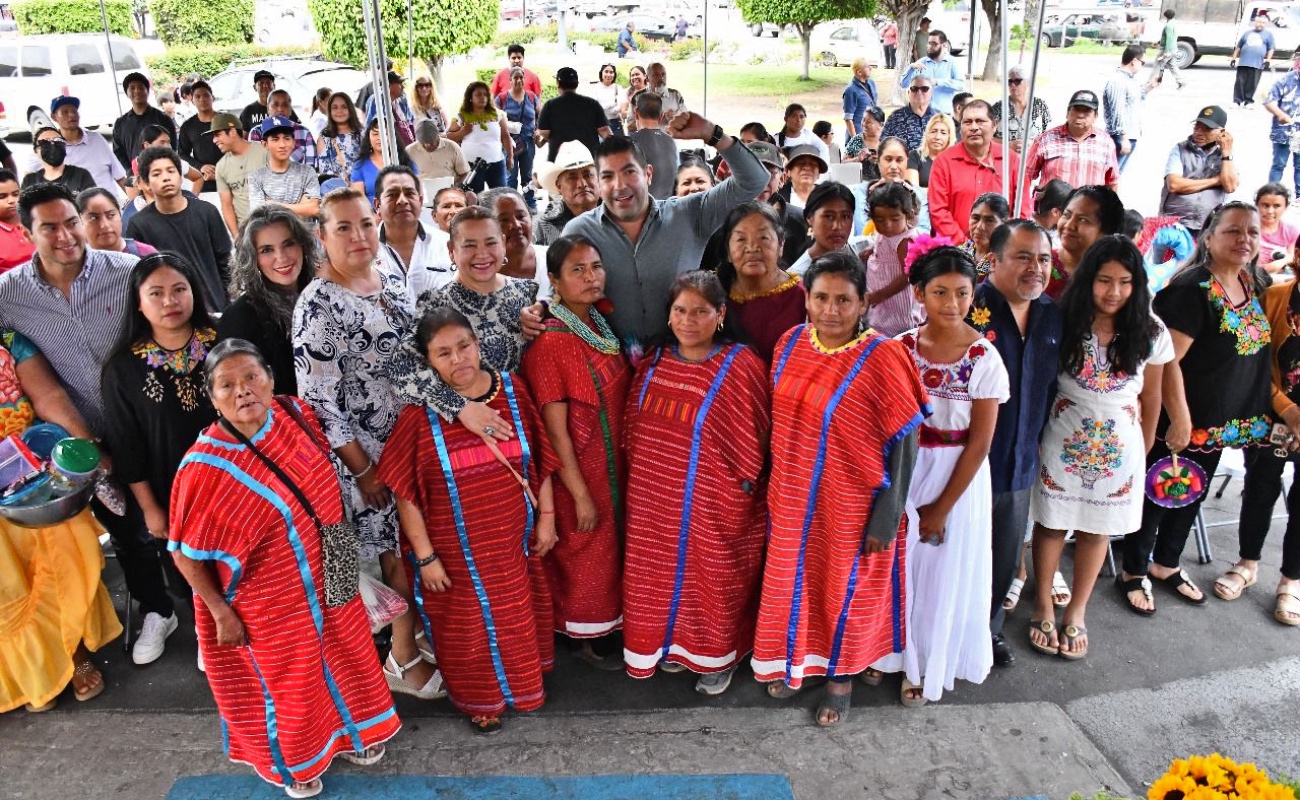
left=556, top=67, right=579, bottom=85
left=387, top=70, right=405, bottom=84
left=253, top=69, right=275, bottom=83
left=1194, top=105, right=1227, bottom=129
left=1068, top=89, right=1099, bottom=111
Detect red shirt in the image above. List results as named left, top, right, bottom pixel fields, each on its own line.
left=1021, top=123, right=1120, bottom=212
left=928, top=142, right=1021, bottom=244
left=491, top=67, right=542, bottom=100
left=0, top=221, right=34, bottom=274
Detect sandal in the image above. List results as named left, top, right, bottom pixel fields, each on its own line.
left=576, top=644, right=625, bottom=672
left=339, top=743, right=385, bottom=766
left=1057, top=624, right=1088, bottom=660
left=72, top=660, right=104, bottom=702
left=284, top=779, right=323, bottom=799
left=858, top=668, right=884, bottom=687
left=1116, top=575, right=1156, bottom=617
left=1028, top=618, right=1059, bottom=656
left=900, top=678, right=927, bottom=708
left=815, top=687, right=852, bottom=726
left=413, top=629, right=437, bottom=664
left=1002, top=577, right=1025, bottom=612
left=766, top=680, right=801, bottom=699
left=1213, top=564, right=1257, bottom=601
left=1275, top=588, right=1300, bottom=627
left=24, top=699, right=57, bottom=713
left=383, top=652, right=447, bottom=700
left=1153, top=568, right=1208, bottom=606
left=470, top=715, right=503, bottom=735
left=1051, top=571, right=1072, bottom=607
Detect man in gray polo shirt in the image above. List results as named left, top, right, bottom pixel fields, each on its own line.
left=563, top=113, right=769, bottom=343
left=0, top=182, right=178, bottom=666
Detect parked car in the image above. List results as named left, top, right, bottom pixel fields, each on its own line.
left=592, top=13, right=692, bottom=40
left=0, top=33, right=149, bottom=137
left=207, top=57, right=370, bottom=119
left=810, top=19, right=885, bottom=68
left=1040, top=12, right=1129, bottom=48
left=1140, top=0, right=1298, bottom=68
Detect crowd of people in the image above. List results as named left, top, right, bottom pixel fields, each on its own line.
left=3, top=23, right=1300, bottom=800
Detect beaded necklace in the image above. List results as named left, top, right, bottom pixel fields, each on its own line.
left=550, top=303, right=620, bottom=355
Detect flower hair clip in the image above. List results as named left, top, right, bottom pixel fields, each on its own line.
left=904, top=233, right=955, bottom=273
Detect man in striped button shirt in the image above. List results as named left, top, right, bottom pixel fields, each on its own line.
left=0, top=182, right=178, bottom=666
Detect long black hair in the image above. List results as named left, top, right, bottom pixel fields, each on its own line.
left=1058, top=235, right=1158, bottom=378
left=908, top=245, right=977, bottom=288
left=107, top=252, right=218, bottom=370
left=659, top=270, right=740, bottom=350
left=358, top=118, right=412, bottom=167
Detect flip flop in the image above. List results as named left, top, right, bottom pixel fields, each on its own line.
left=816, top=688, right=852, bottom=726
left=1028, top=618, right=1059, bottom=655
left=858, top=668, right=884, bottom=686
left=1002, top=577, right=1025, bottom=612
left=339, top=744, right=385, bottom=766
left=72, top=660, right=104, bottom=702
left=284, top=779, right=323, bottom=799
left=1213, top=564, right=1257, bottom=601
left=1051, top=570, right=1072, bottom=607
left=1057, top=624, right=1088, bottom=660
left=900, top=678, right=927, bottom=708
left=1153, top=568, right=1208, bottom=606
left=1275, top=588, right=1300, bottom=627
left=1116, top=575, right=1156, bottom=617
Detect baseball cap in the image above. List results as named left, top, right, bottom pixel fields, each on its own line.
left=121, top=71, right=149, bottom=93
left=746, top=140, right=784, bottom=171
left=50, top=96, right=80, bottom=114
left=784, top=144, right=828, bottom=174
left=387, top=70, right=406, bottom=84
left=1194, top=105, right=1227, bottom=130
left=258, top=115, right=296, bottom=137
left=540, top=140, right=596, bottom=195
left=1068, top=89, right=1099, bottom=111
left=556, top=67, right=580, bottom=85
left=202, top=112, right=242, bottom=136
left=253, top=69, right=275, bottom=83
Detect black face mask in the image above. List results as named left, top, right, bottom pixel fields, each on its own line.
left=38, top=140, right=66, bottom=168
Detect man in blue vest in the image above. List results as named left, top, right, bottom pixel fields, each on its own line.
left=1159, top=106, right=1237, bottom=240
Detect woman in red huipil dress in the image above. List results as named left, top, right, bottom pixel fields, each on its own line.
left=519, top=236, right=630, bottom=668
left=622, top=271, right=770, bottom=695
left=751, top=251, right=930, bottom=727
left=379, top=308, right=558, bottom=735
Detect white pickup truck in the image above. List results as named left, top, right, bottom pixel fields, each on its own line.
left=1141, top=0, right=1300, bottom=69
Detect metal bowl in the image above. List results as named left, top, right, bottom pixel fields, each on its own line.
left=0, top=478, right=99, bottom=529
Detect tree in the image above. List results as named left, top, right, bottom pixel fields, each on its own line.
left=132, top=0, right=149, bottom=37
left=735, top=0, right=877, bottom=80
left=875, top=0, right=929, bottom=103
left=149, top=0, right=252, bottom=46
left=307, top=0, right=499, bottom=87
left=11, top=0, right=133, bottom=36
left=978, top=0, right=1007, bottom=80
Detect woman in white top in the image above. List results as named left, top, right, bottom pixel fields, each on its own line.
left=775, top=102, right=829, bottom=162
left=445, top=80, right=513, bottom=193
left=589, top=64, right=627, bottom=136
left=307, top=88, right=331, bottom=139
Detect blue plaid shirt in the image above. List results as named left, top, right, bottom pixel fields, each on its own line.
left=1268, top=70, right=1300, bottom=145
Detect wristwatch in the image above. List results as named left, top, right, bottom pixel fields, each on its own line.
left=1222, top=155, right=1234, bottom=161
left=706, top=124, right=725, bottom=147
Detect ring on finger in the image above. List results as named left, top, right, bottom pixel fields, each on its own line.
left=484, top=426, right=496, bottom=436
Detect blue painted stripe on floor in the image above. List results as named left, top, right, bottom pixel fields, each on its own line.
left=166, top=773, right=797, bottom=799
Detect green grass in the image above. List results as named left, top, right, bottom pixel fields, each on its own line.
left=671, top=64, right=845, bottom=99
left=1021, top=38, right=1129, bottom=56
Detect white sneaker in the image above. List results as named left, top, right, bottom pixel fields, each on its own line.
left=132, top=612, right=178, bottom=665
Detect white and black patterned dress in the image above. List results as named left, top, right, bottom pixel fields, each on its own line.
left=293, top=269, right=417, bottom=559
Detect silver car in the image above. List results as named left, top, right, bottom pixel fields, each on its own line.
left=206, top=57, right=371, bottom=118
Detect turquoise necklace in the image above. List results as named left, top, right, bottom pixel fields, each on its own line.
left=551, top=303, right=620, bottom=355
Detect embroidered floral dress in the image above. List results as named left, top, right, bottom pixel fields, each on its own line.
left=1033, top=323, right=1174, bottom=535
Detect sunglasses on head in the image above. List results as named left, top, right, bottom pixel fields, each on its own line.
left=909, top=85, right=931, bottom=93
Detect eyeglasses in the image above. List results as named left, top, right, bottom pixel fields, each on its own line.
left=1008, top=78, right=1024, bottom=86
left=909, top=86, right=931, bottom=93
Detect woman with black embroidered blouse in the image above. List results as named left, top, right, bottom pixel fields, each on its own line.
left=1120, top=202, right=1273, bottom=616
left=102, top=253, right=218, bottom=552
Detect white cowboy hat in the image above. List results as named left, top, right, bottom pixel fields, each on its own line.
left=538, top=140, right=597, bottom=196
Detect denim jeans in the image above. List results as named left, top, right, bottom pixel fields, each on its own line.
left=1111, top=133, right=1137, bottom=172
left=468, top=157, right=509, bottom=193
left=507, top=137, right=537, bottom=209
left=1270, top=142, right=1300, bottom=192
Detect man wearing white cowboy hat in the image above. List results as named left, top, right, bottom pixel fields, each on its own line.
left=535, top=140, right=600, bottom=246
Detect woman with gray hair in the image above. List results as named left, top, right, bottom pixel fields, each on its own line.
left=478, top=186, right=550, bottom=294
left=989, top=64, right=1052, bottom=153
left=170, top=338, right=400, bottom=798
left=216, top=205, right=321, bottom=396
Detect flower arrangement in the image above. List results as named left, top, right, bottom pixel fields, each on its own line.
left=1148, top=754, right=1298, bottom=800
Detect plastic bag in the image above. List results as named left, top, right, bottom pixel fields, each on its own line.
left=358, top=571, right=408, bottom=633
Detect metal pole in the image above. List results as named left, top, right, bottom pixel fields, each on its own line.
left=361, top=0, right=398, bottom=165
left=98, top=0, right=122, bottom=117
left=558, top=8, right=568, bottom=53
left=1015, top=0, right=1049, bottom=210
left=1000, top=0, right=1009, bottom=200
left=408, top=0, right=415, bottom=83
left=702, top=0, right=708, bottom=119
left=966, top=2, right=978, bottom=81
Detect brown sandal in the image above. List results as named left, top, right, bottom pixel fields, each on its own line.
left=72, top=660, right=104, bottom=702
